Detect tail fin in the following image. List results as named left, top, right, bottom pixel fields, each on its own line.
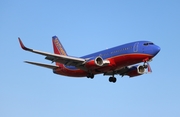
left=52, top=36, right=68, bottom=56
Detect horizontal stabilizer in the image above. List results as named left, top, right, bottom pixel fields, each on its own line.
left=24, top=61, right=58, bottom=69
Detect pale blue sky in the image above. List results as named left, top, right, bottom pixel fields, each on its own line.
left=0, top=0, right=180, bottom=117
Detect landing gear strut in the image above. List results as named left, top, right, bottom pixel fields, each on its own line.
left=143, top=58, right=151, bottom=68
left=143, top=58, right=152, bottom=73
left=143, top=62, right=148, bottom=68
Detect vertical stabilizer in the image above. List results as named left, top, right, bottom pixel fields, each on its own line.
left=52, top=36, right=68, bottom=66
left=52, top=36, right=68, bottom=56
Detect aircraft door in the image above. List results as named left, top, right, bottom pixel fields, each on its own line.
left=133, top=42, right=139, bottom=52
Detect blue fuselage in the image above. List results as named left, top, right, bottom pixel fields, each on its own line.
left=65, top=41, right=160, bottom=70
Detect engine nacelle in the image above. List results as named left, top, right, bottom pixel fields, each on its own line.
left=85, top=56, right=110, bottom=69
left=127, top=65, right=146, bottom=77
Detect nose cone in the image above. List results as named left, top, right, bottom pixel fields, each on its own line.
left=153, top=45, right=161, bottom=56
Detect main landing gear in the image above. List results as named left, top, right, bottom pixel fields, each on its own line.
left=108, top=72, right=117, bottom=83
left=109, top=77, right=117, bottom=83
left=87, top=73, right=94, bottom=79
left=87, top=72, right=117, bottom=83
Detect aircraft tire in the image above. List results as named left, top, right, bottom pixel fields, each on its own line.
left=112, top=77, right=117, bottom=83
left=90, top=74, right=94, bottom=79
left=109, top=77, right=116, bottom=83
left=87, top=73, right=94, bottom=79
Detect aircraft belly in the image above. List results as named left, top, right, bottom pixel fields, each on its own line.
left=54, top=67, right=88, bottom=77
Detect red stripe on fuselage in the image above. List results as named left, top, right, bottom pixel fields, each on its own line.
left=53, top=53, right=153, bottom=77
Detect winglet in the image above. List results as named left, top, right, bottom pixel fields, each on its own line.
left=18, top=37, right=33, bottom=51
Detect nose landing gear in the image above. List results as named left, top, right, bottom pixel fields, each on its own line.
left=142, top=58, right=152, bottom=73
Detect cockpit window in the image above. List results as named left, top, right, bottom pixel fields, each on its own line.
left=144, top=43, right=148, bottom=46
left=149, top=43, right=154, bottom=45
left=144, top=42, right=154, bottom=46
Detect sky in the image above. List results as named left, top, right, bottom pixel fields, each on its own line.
left=0, top=0, right=180, bottom=117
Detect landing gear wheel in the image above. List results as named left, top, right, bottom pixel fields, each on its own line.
left=109, top=77, right=117, bottom=83
left=109, top=77, right=113, bottom=82
left=87, top=73, right=94, bottom=79
left=112, top=77, right=117, bottom=83
left=90, top=74, right=94, bottom=79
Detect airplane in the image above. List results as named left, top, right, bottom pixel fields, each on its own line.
left=18, top=36, right=160, bottom=83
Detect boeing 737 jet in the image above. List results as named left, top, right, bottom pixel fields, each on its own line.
left=18, top=36, right=160, bottom=83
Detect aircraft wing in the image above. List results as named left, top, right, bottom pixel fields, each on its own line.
left=104, top=67, right=129, bottom=76
left=18, top=38, right=86, bottom=67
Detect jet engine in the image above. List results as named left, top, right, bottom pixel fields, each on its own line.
left=127, top=65, right=146, bottom=77
left=85, top=56, right=110, bottom=69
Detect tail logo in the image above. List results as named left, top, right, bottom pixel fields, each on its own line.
left=54, top=39, right=67, bottom=56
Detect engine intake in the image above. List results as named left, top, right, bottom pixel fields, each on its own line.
left=127, top=65, right=146, bottom=77
left=137, top=65, right=145, bottom=74
left=85, top=56, right=110, bottom=69
left=95, top=56, right=104, bottom=66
